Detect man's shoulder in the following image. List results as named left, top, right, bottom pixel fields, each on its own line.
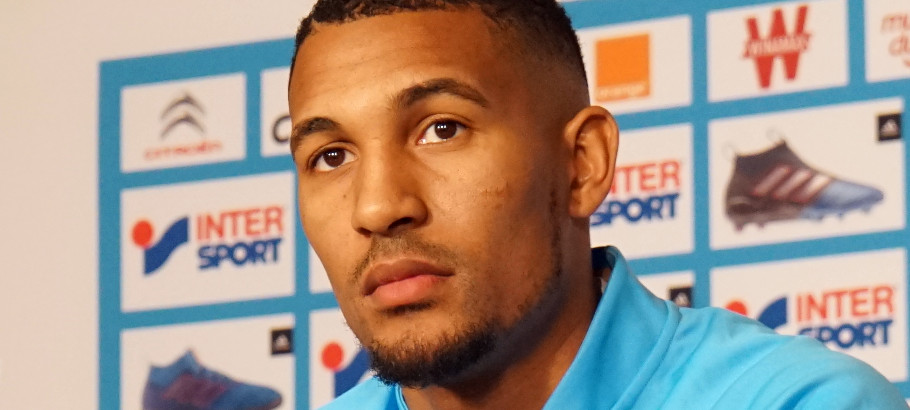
left=666, top=306, right=906, bottom=408
left=721, top=333, right=907, bottom=408
left=674, top=305, right=871, bottom=369
left=319, top=377, right=398, bottom=410
left=673, top=304, right=799, bottom=358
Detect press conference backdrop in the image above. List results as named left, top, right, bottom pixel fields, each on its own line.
left=94, top=0, right=910, bottom=408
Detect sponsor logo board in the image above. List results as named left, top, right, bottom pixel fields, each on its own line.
left=711, top=249, right=908, bottom=380
left=637, top=271, right=694, bottom=307
left=594, top=33, right=651, bottom=102
left=121, top=172, right=295, bottom=311
left=260, top=67, right=292, bottom=157
left=865, top=0, right=910, bottom=82
left=120, top=74, right=246, bottom=172
left=590, top=124, right=693, bottom=258
left=310, top=308, right=372, bottom=409
left=576, top=15, right=691, bottom=114
left=121, top=314, right=295, bottom=410
left=707, top=0, right=848, bottom=102
left=708, top=98, right=905, bottom=249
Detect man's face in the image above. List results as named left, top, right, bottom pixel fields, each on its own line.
left=289, top=9, right=575, bottom=385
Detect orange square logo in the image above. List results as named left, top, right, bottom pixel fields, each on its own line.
left=595, top=33, right=651, bottom=102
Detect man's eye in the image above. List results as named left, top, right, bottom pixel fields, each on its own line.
left=312, top=148, right=355, bottom=171
left=418, top=120, right=465, bottom=144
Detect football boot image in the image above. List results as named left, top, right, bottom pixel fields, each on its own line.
left=142, top=351, right=282, bottom=410
left=725, top=140, right=883, bottom=230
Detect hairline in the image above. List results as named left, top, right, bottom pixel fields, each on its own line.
left=288, top=5, right=586, bottom=93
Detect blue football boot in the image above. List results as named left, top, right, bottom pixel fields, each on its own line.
left=142, top=351, right=282, bottom=410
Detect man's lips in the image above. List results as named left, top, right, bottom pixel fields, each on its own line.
left=361, top=259, right=453, bottom=308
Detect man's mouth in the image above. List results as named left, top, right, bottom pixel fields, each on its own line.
left=361, top=259, right=453, bottom=309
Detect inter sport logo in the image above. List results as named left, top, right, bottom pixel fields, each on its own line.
left=131, top=205, right=285, bottom=275
left=725, top=296, right=788, bottom=330
left=743, top=5, right=811, bottom=89
left=588, top=125, right=693, bottom=259
left=592, top=158, right=682, bottom=226
left=310, top=308, right=374, bottom=408
left=320, top=341, right=370, bottom=398
left=712, top=248, right=907, bottom=383
left=132, top=217, right=190, bottom=275
left=726, top=283, right=896, bottom=350
left=120, top=173, right=295, bottom=311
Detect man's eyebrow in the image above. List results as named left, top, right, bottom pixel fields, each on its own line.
left=395, top=78, right=490, bottom=110
left=289, top=79, right=488, bottom=156
left=290, top=117, right=340, bottom=156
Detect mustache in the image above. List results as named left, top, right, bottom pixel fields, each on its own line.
left=350, top=233, right=460, bottom=285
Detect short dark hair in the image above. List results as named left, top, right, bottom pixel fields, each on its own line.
left=288, top=0, right=587, bottom=87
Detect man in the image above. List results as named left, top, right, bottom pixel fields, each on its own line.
left=287, top=0, right=907, bottom=409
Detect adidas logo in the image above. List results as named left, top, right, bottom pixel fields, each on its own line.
left=877, top=113, right=902, bottom=142
left=274, top=335, right=290, bottom=350
left=669, top=286, right=692, bottom=308
left=881, top=119, right=899, bottom=138
left=672, top=292, right=690, bottom=307
left=271, top=328, right=294, bottom=355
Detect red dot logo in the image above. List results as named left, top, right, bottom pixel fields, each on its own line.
left=726, top=300, right=748, bottom=316
left=321, top=342, right=344, bottom=371
left=132, top=220, right=154, bottom=249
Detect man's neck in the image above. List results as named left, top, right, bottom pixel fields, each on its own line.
left=401, top=276, right=601, bottom=410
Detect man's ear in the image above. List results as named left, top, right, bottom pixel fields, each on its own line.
left=563, top=105, right=619, bottom=218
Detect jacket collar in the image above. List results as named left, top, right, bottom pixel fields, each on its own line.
left=544, top=246, right=677, bottom=408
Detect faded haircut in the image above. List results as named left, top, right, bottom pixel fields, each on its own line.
left=288, top=0, right=587, bottom=87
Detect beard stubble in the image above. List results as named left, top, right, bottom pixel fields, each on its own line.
left=359, top=189, right=565, bottom=388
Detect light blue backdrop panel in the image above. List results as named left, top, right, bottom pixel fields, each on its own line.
left=98, top=0, right=910, bottom=408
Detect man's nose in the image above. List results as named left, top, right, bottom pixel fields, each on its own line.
left=351, top=150, right=428, bottom=236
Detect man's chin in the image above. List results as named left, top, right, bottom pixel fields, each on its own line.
left=366, top=322, right=497, bottom=388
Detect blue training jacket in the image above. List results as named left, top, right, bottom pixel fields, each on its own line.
left=322, top=246, right=907, bottom=409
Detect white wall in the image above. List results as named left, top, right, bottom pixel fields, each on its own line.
left=0, top=2, right=311, bottom=408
